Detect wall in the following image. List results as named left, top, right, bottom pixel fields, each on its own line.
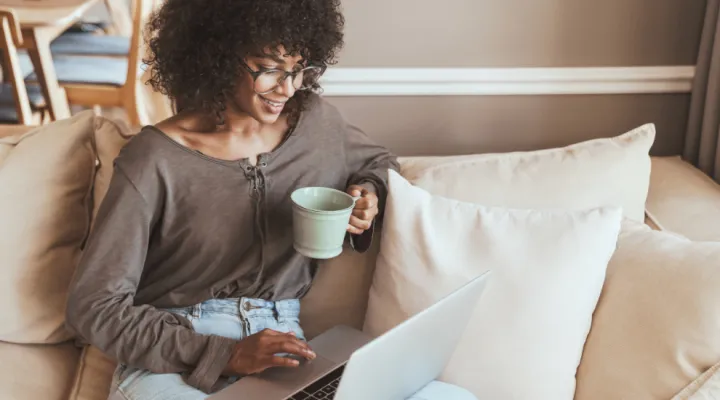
left=337, top=0, right=704, bottom=67
left=325, top=0, right=706, bottom=156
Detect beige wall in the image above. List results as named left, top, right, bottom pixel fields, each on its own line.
left=328, top=0, right=705, bottom=157
left=338, top=0, right=705, bottom=67
left=328, top=94, right=690, bottom=157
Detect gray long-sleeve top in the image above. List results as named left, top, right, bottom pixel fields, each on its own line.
left=65, top=94, right=400, bottom=393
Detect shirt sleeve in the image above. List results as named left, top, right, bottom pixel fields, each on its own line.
left=65, top=166, right=236, bottom=393
left=343, top=121, right=400, bottom=252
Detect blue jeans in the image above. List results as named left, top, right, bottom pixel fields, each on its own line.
left=108, top=298, right=476, bottom=400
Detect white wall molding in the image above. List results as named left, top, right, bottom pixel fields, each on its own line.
left=319, top=66, right=695, bottom=96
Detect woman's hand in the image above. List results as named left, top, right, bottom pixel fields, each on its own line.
left=346, top=185, right=379, bottom=235
left=223, top=329, right=316, bottom=376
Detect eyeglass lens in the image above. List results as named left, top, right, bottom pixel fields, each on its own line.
left=254, top=67, right=323, bottom=93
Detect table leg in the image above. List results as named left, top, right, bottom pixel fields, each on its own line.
left=25, top=28, right=70, bottom=121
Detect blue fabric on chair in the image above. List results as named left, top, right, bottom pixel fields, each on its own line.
left=0, top=105, right=43, bottom=124
left=0, top=83, right=46, bottom=109
left=51, top=33, right=130, bottom=56
left=18, top=52, right=34, bottom=77
left=64, top=22, right=110, bottom=34
left=0, top=106, right=23, bottom=123
left=26, top=55, right=128, bottom=87
left=1, top=51, right=35, bottom=77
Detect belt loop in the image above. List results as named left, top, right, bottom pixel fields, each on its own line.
left=193, top=303, right=202, bottom=319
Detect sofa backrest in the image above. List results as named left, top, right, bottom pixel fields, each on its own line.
left=0, top=117, right=656, bottom=344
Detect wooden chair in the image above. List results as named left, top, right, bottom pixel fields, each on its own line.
left=50, top=31, right=130, bottom=57
left=26, top=0, right=150, bottom=126
left=0, top=9, right=46, bottom=125
left=50, top=0, right=132, bottom=58
left=103, top=0, right=133, bottom=36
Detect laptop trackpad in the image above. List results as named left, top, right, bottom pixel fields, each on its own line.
left=210, top=355, right=338, bottom=400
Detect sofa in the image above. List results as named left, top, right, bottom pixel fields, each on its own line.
left=1, top=111, right=720, bottom=400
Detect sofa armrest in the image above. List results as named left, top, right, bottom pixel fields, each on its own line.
left=646, top=156, right=720, bottom=242
left=0, top=125, right=36, bottom=139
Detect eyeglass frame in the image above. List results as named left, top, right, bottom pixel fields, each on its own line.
left=240, top=61, right=326, bottom=95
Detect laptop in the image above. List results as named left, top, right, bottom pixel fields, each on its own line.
left=209, top=271, right=490, bottom=400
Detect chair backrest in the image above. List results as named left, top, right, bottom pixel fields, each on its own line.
left=0, top=8, right=33, bottom=125
left=122, top=0, right=165, bottom=127
left=124, top=0, right=154, bottom=94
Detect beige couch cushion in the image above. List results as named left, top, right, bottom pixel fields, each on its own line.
left=0, top=341, right=80, bottom=400
left=0, top=125, right=37, bottom=165
left=90, top=117, right=132, bottom=225
left=575, top=221, right=720, bottom=400
left=0, top=112, right=128, bottom=344
left=646, top=156, right=720, bottom=242
left=364, top=171, right=622, bottom=399
left=0, top=133, right=21, bottom=166
left=68, top=346, right=116, bottom=400
left=0, top=113, right=97, bottom=344
left=300, top=239, right=380, bottom=339
left=672, top=361, right=720, bottom=399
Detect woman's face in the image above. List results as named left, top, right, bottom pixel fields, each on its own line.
left=231, top=46, right=304, bottom=125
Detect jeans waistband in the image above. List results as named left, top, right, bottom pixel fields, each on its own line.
left=165, top=298, right=300, bottom=319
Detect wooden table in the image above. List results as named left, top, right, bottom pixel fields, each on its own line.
left=6, top=0, right=100, bottom=120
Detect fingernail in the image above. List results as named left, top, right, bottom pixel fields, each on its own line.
left=291, top=359, right=300, bottom=366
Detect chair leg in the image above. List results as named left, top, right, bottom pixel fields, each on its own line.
left=126, top=104, right=141, bottom=128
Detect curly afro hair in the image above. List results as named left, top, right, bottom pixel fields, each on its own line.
left=144, top=0, right=345, bottom=125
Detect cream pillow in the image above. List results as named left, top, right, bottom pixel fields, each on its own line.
left=364, top=170, right=622, bottom=399
left=646, top=156, right=720, bottom=242
left=0, top=341, right=80, bottom=400
left=401, top=123, right=655, bottom=222
left=575, top=221, right=720, bottom=400
left=0, top=112, right=126, bottom=344
left=0, top=126, right=36, bottom=166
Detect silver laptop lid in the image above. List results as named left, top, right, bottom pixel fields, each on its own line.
left=334, top=271, right=491, bottom=400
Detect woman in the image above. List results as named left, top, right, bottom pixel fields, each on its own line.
left=66, top=0, right=476, bottom=399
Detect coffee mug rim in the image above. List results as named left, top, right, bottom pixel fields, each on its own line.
left=291, top=187, right=356, bottom=214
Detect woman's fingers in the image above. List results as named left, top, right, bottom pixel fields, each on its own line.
left=349, top=216, right=372, bottom=231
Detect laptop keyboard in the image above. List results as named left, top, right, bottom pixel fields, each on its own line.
left=289, top=365, right=346, bottom=400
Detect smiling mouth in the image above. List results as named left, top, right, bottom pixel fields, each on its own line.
left=260, top=96, right=286, bottom=107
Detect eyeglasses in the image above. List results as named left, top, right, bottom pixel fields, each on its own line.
left=241, top=61, right=325, bottom=95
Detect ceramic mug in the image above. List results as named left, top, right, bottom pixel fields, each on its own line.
left=290, top=187, right=360, bottom=259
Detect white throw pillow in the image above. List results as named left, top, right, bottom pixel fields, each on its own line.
left=400, top=123, right=655, bottom=222
left=575, top=221, right=720, bottom=400
left=364, top=170, right=622, bottom=399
